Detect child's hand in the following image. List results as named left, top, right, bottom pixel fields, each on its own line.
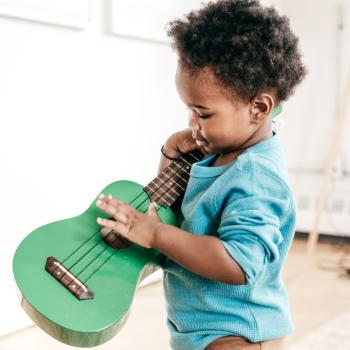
left=164, top=128, right=209, bottom=157
left=96, top=194, right=162, bottom=248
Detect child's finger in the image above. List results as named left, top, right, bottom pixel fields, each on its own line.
left=97, top=194, right=137, bottom=224
left=99, top=193, right=124, bottom=208
left=147, top=202, right=159, bottom=217
left=114, top=210, right=129, bottom=224
left=105, top=194, right=138, bottom=218
left=96, top=199, right=118, bottom=215
left=96, top=217, right=130, bottom=237
left=96, top=199, right=129, bottom=224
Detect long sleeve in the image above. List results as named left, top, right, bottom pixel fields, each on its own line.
left=217, top=169, right=292, bottom=285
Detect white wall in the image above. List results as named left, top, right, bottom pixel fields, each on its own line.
left=0, top=0, right=189, bottom=335
left=277, top=0, right=350, bottom=236
left=1, top=0, right=350, bottom=336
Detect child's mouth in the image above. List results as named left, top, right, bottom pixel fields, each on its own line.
left=195, top=139, right=208, bottom=147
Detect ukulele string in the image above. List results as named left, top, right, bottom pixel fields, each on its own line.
left=82, top=200, right=164, bottom=284
left=58, top=184, right=163, bottom=278
left=59, top=152, right=201, bottom=285
left=72, top=192, right=159, bottom=283
left=61, top=228, right=102, bottom=266
left=68, top=156, right=189, bottom=272
left=80, top=153, right=201, bottom=283
left=82, top=205, right=168, bottom=284
left=76, top=184, right=172, bottom=282
left=71, top=193, right=152, bottom=278
left=61, top=192, right=145, bottom=273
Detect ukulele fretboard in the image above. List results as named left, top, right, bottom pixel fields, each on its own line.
left=143, top=149, right=205, bottom=208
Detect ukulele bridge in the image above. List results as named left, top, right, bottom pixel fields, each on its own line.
left=45, top=257, right=94, bottom=300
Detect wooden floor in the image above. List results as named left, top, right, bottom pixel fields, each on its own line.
left=1, top=238, right=350, bottom=349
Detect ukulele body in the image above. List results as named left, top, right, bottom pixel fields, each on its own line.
left=13, top=180, right=178, bottom=347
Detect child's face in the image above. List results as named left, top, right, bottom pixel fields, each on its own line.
left=175, top=64, right=272, bottom=157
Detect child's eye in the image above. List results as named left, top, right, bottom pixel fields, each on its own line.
left=199, top=114, right=211, bottom=119
left=186, top=107, right=212, bottom=120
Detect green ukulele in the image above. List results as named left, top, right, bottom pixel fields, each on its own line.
left=12, top=150, right=204, bottom=347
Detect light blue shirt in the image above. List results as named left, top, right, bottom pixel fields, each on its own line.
left=162, top=132, right=296, bottom=350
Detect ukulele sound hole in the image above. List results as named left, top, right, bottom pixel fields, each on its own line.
left=100, top=220, right=132, bottom=249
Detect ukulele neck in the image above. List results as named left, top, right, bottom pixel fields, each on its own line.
left=143, top=150, right=205, bottom=208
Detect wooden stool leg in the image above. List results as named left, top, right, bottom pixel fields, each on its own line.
left=307, top=66, right=350, bottom=254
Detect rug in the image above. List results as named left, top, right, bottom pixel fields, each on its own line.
left=289, top=310, right=350, bottom=350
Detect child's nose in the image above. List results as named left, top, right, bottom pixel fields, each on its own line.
left=188, top=111, right=201, bottom=131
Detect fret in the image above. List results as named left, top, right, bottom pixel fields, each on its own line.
left=151, top=183, right=175, bottom=202
left=143, top=150, right=205, bottom=208
left=167, top=167, right=189, bottom=185
left=162, top=171, right=185, bottom=192
left=178, top=156, right=192, bottom=168
left=180, top=152, right=201, bottom=164
left=147, top=178, right=180, bottom=198
left=188, top=151, right=203, bottom=162
left=159, top=166, right=187, bottom=190
left=162, top=166, right=187, bottom=185
left=157, top=197, right=172, bottom=207
left=154, top=177, right=181, bottom=196
left=165, top=199, right=172, bottom=207
left=172, top=161, right=191, bottom=176
left=144, top=180, right=174, bottom=207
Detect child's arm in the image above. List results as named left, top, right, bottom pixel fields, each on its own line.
left=97, top=191, right=246, bottom=284
left=152, top=222, right=246, bottom=284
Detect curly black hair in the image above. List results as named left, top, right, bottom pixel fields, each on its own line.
left=167, top=0, right=307, bottom=103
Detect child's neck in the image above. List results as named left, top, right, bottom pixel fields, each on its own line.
left=211, top=124, right=273, bottom=167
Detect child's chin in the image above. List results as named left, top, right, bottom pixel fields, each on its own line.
left=199, top=145, right=209, bottom=154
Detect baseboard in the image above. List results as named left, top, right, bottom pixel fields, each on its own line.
left=295, top=231, right=350, bottom=244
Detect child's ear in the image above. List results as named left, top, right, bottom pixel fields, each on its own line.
left=250, top=94, right=275, bottom=124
